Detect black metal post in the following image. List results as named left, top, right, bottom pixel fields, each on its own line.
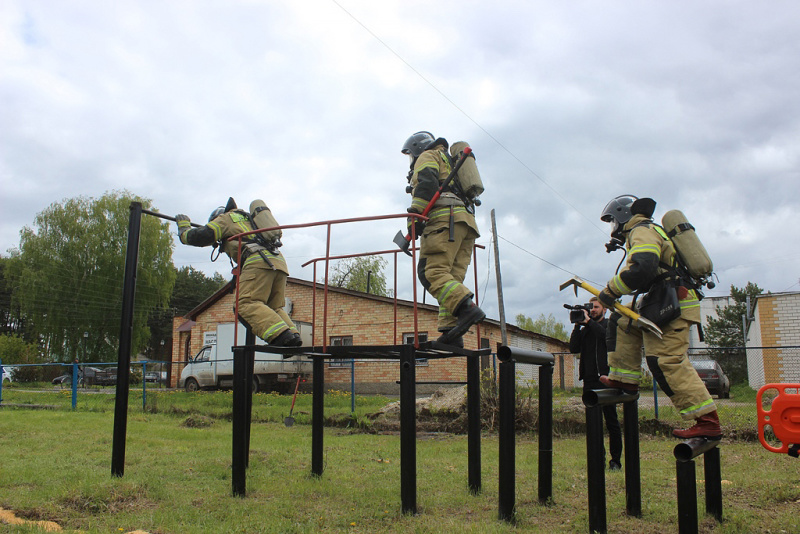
left=583, top=388, right=640, bottom=533
left=400, top=343, right=417, bottom=514
left=704, top=447, right=723, bottom=522
left=538, top=363, right=553, bottom=504
left=674, top=437, right=723, bottom=531
left=586, top=404, right=606, bottom=533
left=467, top=353, right=481, bottom=494
left=111, top=202, right=142, bottom=478
left=622, top=399, right=641, bottom=517
left=245, top=329, right=255, bottom=469
left=498, top=359, right=515, bottom=522
left=676, top=459, right=698, bottom=534
left=311, top=355, right=324, bottom=476
left=232, top=347, right=247, bottom=496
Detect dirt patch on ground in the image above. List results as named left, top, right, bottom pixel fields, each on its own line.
left=364, top=385, right=546, bottom=434
left=0, top=507, right=62, bottom=531
left=346, top=386, right=753, bottom=441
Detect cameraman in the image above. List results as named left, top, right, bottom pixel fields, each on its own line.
left=569, top=297, right=622, bottom=471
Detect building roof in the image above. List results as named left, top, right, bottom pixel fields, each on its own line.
left=180, top=276, right=567, bottom=349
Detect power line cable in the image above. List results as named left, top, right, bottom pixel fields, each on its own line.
left=328, top=0, right=605, bottom=234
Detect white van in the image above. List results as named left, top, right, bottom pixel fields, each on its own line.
left=178, top=322, right=311, bottom=394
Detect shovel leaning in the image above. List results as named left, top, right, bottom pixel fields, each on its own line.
left=284, top=375, right=302, bottom=427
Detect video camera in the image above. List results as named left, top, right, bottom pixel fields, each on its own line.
left=564, top=303, right=593, bottom=324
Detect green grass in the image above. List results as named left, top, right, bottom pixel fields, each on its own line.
left=0, top=389, right=797, bottom=533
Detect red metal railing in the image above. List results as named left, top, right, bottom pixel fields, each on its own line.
left=228, top=213, right=484, bottom=351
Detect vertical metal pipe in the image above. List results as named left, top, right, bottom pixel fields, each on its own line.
left=111, top=201, right=142, bottom=478
left=72, top=361, right=78, bottom=410
left=312, top=356, right=325, bottom=476
left=312, top=264, right=317, bottom=347
left=498, top=359, right=515, bottom=522
left=350, top=359, right=356, bottom=413
left=141, top=362, right=146, bottom=411
left=538, top=364, right=553, bottom=504
left=704, top=447, right=723, bottom=522
left=393, top=254, right=398, bottom=344
left=323, top=224, right=331, bottom=351
left=586, top=404, right=606, bottom=533
left=232, top=347, right=247, bottom=496
left=400, top=344, right=417, bottom=514
left=622, top=400, right=641, bottom=517
left=245, top=329, right=256, bottom=469
left=676, top=460, right=698, bottom=534
left=467, top=353, right=481, bottom=494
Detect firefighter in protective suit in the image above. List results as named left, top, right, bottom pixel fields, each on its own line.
left=596, top=195, right=721, bottom=439
left=401, top=131, right=485, bottom=346
left=175, top=199, right=302, bottom=347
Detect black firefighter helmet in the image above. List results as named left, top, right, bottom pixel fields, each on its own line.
left=208, top=197, right=237, bottom=222
left=600, top=194, right=656, bottom=246
left=401, top=131, right=436, bottom=160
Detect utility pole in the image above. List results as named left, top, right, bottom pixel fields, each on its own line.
left=491, top=209, right=507, bottom=346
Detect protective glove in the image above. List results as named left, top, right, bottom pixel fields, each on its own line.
left=597, top=287, right=619, bottom=310
left=175, top=214, right=191, bottom=242
left=407, top=216, right=425, bottom=240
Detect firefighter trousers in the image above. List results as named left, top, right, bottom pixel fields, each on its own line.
left=237, top=263, right=298, bottom=342
left=417, top=221, right=477, bottom=331
left=607, top=315, right=716, bottom=420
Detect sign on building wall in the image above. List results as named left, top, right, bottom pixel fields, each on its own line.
left=204, top=332, right=217, bottom=346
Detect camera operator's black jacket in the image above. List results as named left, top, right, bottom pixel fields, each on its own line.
left=569, top=317, right=609, bottom=386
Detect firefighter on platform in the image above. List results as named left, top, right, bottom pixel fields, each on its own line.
left=401, top=131, right=485, bottom=347
left=175, top=198, right=302, bottom=347
left=596, top=195, right=721, bottom=439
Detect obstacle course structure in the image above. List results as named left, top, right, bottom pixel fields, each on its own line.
left=495, top=346, right=555, bottom=521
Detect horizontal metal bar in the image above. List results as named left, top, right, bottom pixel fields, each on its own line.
left=582, top=388, right=639, bottom=407
left=496, top=346, right=554, bottom=366
left=673, top=437, right=721, bottom=461
left=232, top=343, right=491, bottom=360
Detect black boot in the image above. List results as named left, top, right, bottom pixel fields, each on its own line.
left=270, top=329, right=296, bottom=347
left=436, top=330, right=463, bottom=348
left=439, top=299, right=485, bottom=344
left=288, top=332, right=303, bottom=347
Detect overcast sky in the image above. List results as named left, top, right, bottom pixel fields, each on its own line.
left=2, top=1, right=799, bottom=329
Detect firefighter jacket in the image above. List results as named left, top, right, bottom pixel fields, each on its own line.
left=605, top=214, right=700, bottom=323
left=408, top=142, right=480, bottom=237
left=569, top=317, right=609, bottom=383
left=180, top=210, right=289, bottom=275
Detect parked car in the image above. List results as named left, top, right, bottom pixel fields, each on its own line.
left=692, top=359, right=731, bottom=398
left=51, top=367, right=105, bottom=387
left=52, top=372, right=76, bottom=386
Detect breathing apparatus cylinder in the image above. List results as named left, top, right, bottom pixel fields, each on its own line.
left=249, top=200, right=282, bottom=248
left=661, top=209, right=713, bottom=283
left=449, top=141, right=484, bottom=202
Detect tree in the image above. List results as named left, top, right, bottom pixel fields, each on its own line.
left=145, top=266, right=227, bottom=361
left=704, top=281, right=764, bottom=384
left=327, top=256, right=391, bottom=297
left=171, top=266, right=228, bottom=315
left=515, top=313, right=569, bottom=342
left=0, top=256, right=26, bottom=338
left=705, top=282, right=764, bottom=348
left=5, top=191, right=175, bottom=362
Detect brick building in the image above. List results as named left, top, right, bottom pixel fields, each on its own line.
left=171, top=277, right=572, bottom=394
left=746, top=291, right=800, bottom=388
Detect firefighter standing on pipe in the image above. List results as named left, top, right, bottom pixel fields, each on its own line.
left=401, top=131, right=485, bottom=346
left=174, top=197, right=302, bottom=347
left=596, top=195, right=721, bottom=439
